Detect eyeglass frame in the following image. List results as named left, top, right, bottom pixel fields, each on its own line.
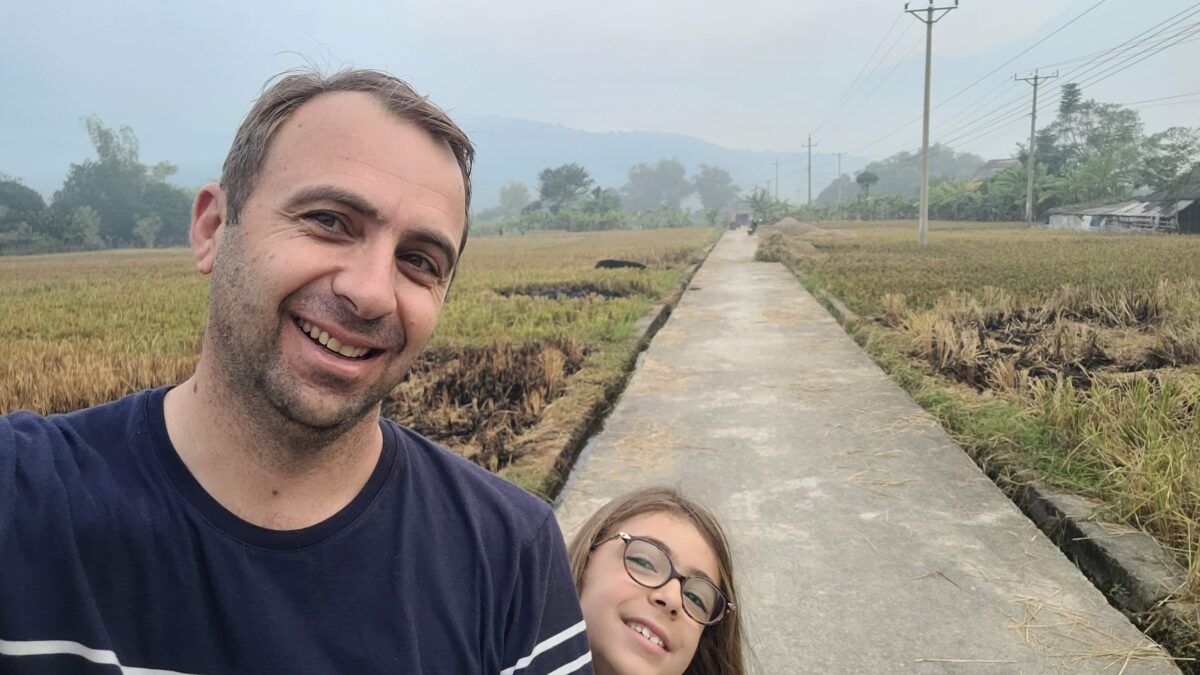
left=593, top=531, right=735, bottom=625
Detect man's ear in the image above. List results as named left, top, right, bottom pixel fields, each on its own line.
left=190, top=183, right=226, bottom=275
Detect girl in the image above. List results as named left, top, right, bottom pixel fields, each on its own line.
left=567, top=487, right=746, bottom=675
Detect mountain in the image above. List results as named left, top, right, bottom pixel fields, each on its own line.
left=456, top=114, right=866, bottom=209
left=11, top=114, right=867, bottom=211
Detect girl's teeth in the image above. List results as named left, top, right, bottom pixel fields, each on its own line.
left=628, top=623, right=664, bottom=648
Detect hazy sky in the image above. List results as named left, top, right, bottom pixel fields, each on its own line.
left=3, top=0, right=1199, bottom=197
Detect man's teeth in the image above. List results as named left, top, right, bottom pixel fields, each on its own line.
left=627, top=622, right=665, bottom=649
left=299, top=320, right=370, bottom=359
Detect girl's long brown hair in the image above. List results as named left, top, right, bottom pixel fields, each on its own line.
left=567, top=487, right=746, bottom=675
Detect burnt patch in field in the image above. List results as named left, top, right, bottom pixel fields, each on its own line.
left=498, top=284, right=629, bottom=300
left=884, top=283, right=1200, bottom=392
left=497, top=277, right=654, bottom=301
left=383, top=340, right=588, bottom=471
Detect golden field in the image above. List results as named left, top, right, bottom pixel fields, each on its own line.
left=0, top=228, right=717, bottom=494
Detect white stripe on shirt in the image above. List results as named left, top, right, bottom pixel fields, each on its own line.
left=500, top=620, right=588, bottom=675
left=0, top=639, right=202, bottom=675
left=546, top=651, right=593, bottom=675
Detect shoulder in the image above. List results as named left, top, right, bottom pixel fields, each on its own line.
left=1, top=389, right=159, bottom=494
left=384, top=420, right=554, bottom=541
left=3, top=387, right=155, bottom=448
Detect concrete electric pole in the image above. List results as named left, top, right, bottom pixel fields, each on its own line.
left=835, top=152, right=846, bottom=205
left=772, top=159, right=783, bottom=200
left=906, top=0, right=958, bottom=245
left=1015, top=70, right=1058, bottom=226
left=802, top=134, right=818, bottom=206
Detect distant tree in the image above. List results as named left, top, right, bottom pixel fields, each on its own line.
left=622, top=159, right=692, bottom=210
left=856, top=171, right=879, bottom=199
left=53, top=117, right=148, bottom=245
left=497, top=181, right=532, bottom=217
left=133, top=214, right=162, bottom=248
left=1141, top=127, right=1200, bottom=193
left=0, top=180, right=46, bottom=217
left=581, top=186, right=622, bottom=214
left=0, top=181, right=51, bottom=254
left=141, top=181, right=193, bottom=247
left=537, top=164, right=594, bottom=213
left=65, top=205, right=104, bottom=251
left=745, top=187, right=788, bottom=223
left=929, top=180, right=980, bottom=220
left=692, top=164, right=739, bottom=212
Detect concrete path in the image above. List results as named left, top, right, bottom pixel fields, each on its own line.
left=555, top=231, right=1179, bottom=674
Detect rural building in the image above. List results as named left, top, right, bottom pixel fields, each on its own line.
left=1046, top=183, right=1200, bottom=234
left=969, top=158, right=1021, bottom=182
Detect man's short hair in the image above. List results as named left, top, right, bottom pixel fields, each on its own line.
left=220, top=69, right=475, bottom=249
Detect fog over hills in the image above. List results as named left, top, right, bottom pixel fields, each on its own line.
left=457, top=114, right=866, bottom=209
left=12, top=114, right=865, bottom=210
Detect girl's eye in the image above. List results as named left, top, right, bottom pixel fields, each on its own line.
left=626, top=555, right=658, bottom=572
left=306, top=211, right=345, bottom=232
left=684, top=590, right=708, bottom=613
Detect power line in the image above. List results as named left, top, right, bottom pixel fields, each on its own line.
left=898, top=12, right=1200, bottom=157
left=813, top=11, right=906, bottom=135
left=821, top=34, right=924, bottom=140
left=845, top=0, right=1113, bottom=155
left=860, top=1, right=1200, bottom=159
left=1119, top=89, right=1200, bottom=106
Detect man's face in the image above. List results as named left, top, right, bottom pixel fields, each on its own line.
left=201, top=91, right=466, bottom=433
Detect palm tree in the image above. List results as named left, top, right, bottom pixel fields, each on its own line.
left=856, top=171, right=879, bottom=199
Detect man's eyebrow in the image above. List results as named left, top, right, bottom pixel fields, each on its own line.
left=407, top=227, right=460, bottom=272
left=642, top=535, right=717, bottom=583
left=283, top=185, right=381, bottom=221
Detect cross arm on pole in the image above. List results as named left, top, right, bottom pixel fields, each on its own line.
left=905, top=0, right=958, bottom=24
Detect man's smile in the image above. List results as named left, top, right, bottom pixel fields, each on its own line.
left=294, top=317, right=381, bottom=360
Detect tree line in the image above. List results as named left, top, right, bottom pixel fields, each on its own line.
left=473, top=159, right=741, bottom=235
left=0, top=117, right=194, bottom=255
left=792, top=83, right=1200, bottom=223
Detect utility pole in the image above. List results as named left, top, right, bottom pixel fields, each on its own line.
left=834, top=152, right=846, bottom=204
left=906, top=0, right=958, bottom=245
left=1015, top=69, right=1057, bottom=226
left=772, top=159, right=783, bottom=200
left=802, top=134, right=818, bottom=205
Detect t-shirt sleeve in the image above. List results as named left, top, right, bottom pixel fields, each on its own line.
left=499, top=510, right=593, bottom=675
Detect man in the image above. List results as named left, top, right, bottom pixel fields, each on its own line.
left=0, top=70, right=592, bottom=674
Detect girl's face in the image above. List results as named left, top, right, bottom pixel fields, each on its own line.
left=579, top=511, right=721, bottom=675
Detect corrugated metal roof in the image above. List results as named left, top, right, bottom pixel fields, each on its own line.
left=1049, top=182, right=1200, bottom=215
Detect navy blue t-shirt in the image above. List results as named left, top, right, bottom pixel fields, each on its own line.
left=0, top=387, right=592, bottom=674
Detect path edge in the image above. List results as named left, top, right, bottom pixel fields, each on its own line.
left=789, top=261, right=1199, bottom=669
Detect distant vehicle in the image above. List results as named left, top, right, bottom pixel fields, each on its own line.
left=730, top=212, right=750, bottom=229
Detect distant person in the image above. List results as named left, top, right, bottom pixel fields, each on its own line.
left=0, top=69, right=592, bottom=674
left=567, top=487, right=746, bottom=675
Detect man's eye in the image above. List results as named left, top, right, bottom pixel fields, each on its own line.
left=398, top=253, right=440, bottom=277
left=306, top=212, right=345, bottom=232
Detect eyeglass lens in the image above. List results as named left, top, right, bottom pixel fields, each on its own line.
left=622, top=538, right=725, bottom=624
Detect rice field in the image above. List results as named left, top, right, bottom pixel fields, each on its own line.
left=0, top=227, right=717, bottom=494
left=760, top=219, right=1200, bottom=656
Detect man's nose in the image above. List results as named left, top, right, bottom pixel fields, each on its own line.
left=331, top=244, right=398, bottom=320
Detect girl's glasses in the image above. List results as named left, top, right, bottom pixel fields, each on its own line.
left=595, top=531, right=735, bottom=625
